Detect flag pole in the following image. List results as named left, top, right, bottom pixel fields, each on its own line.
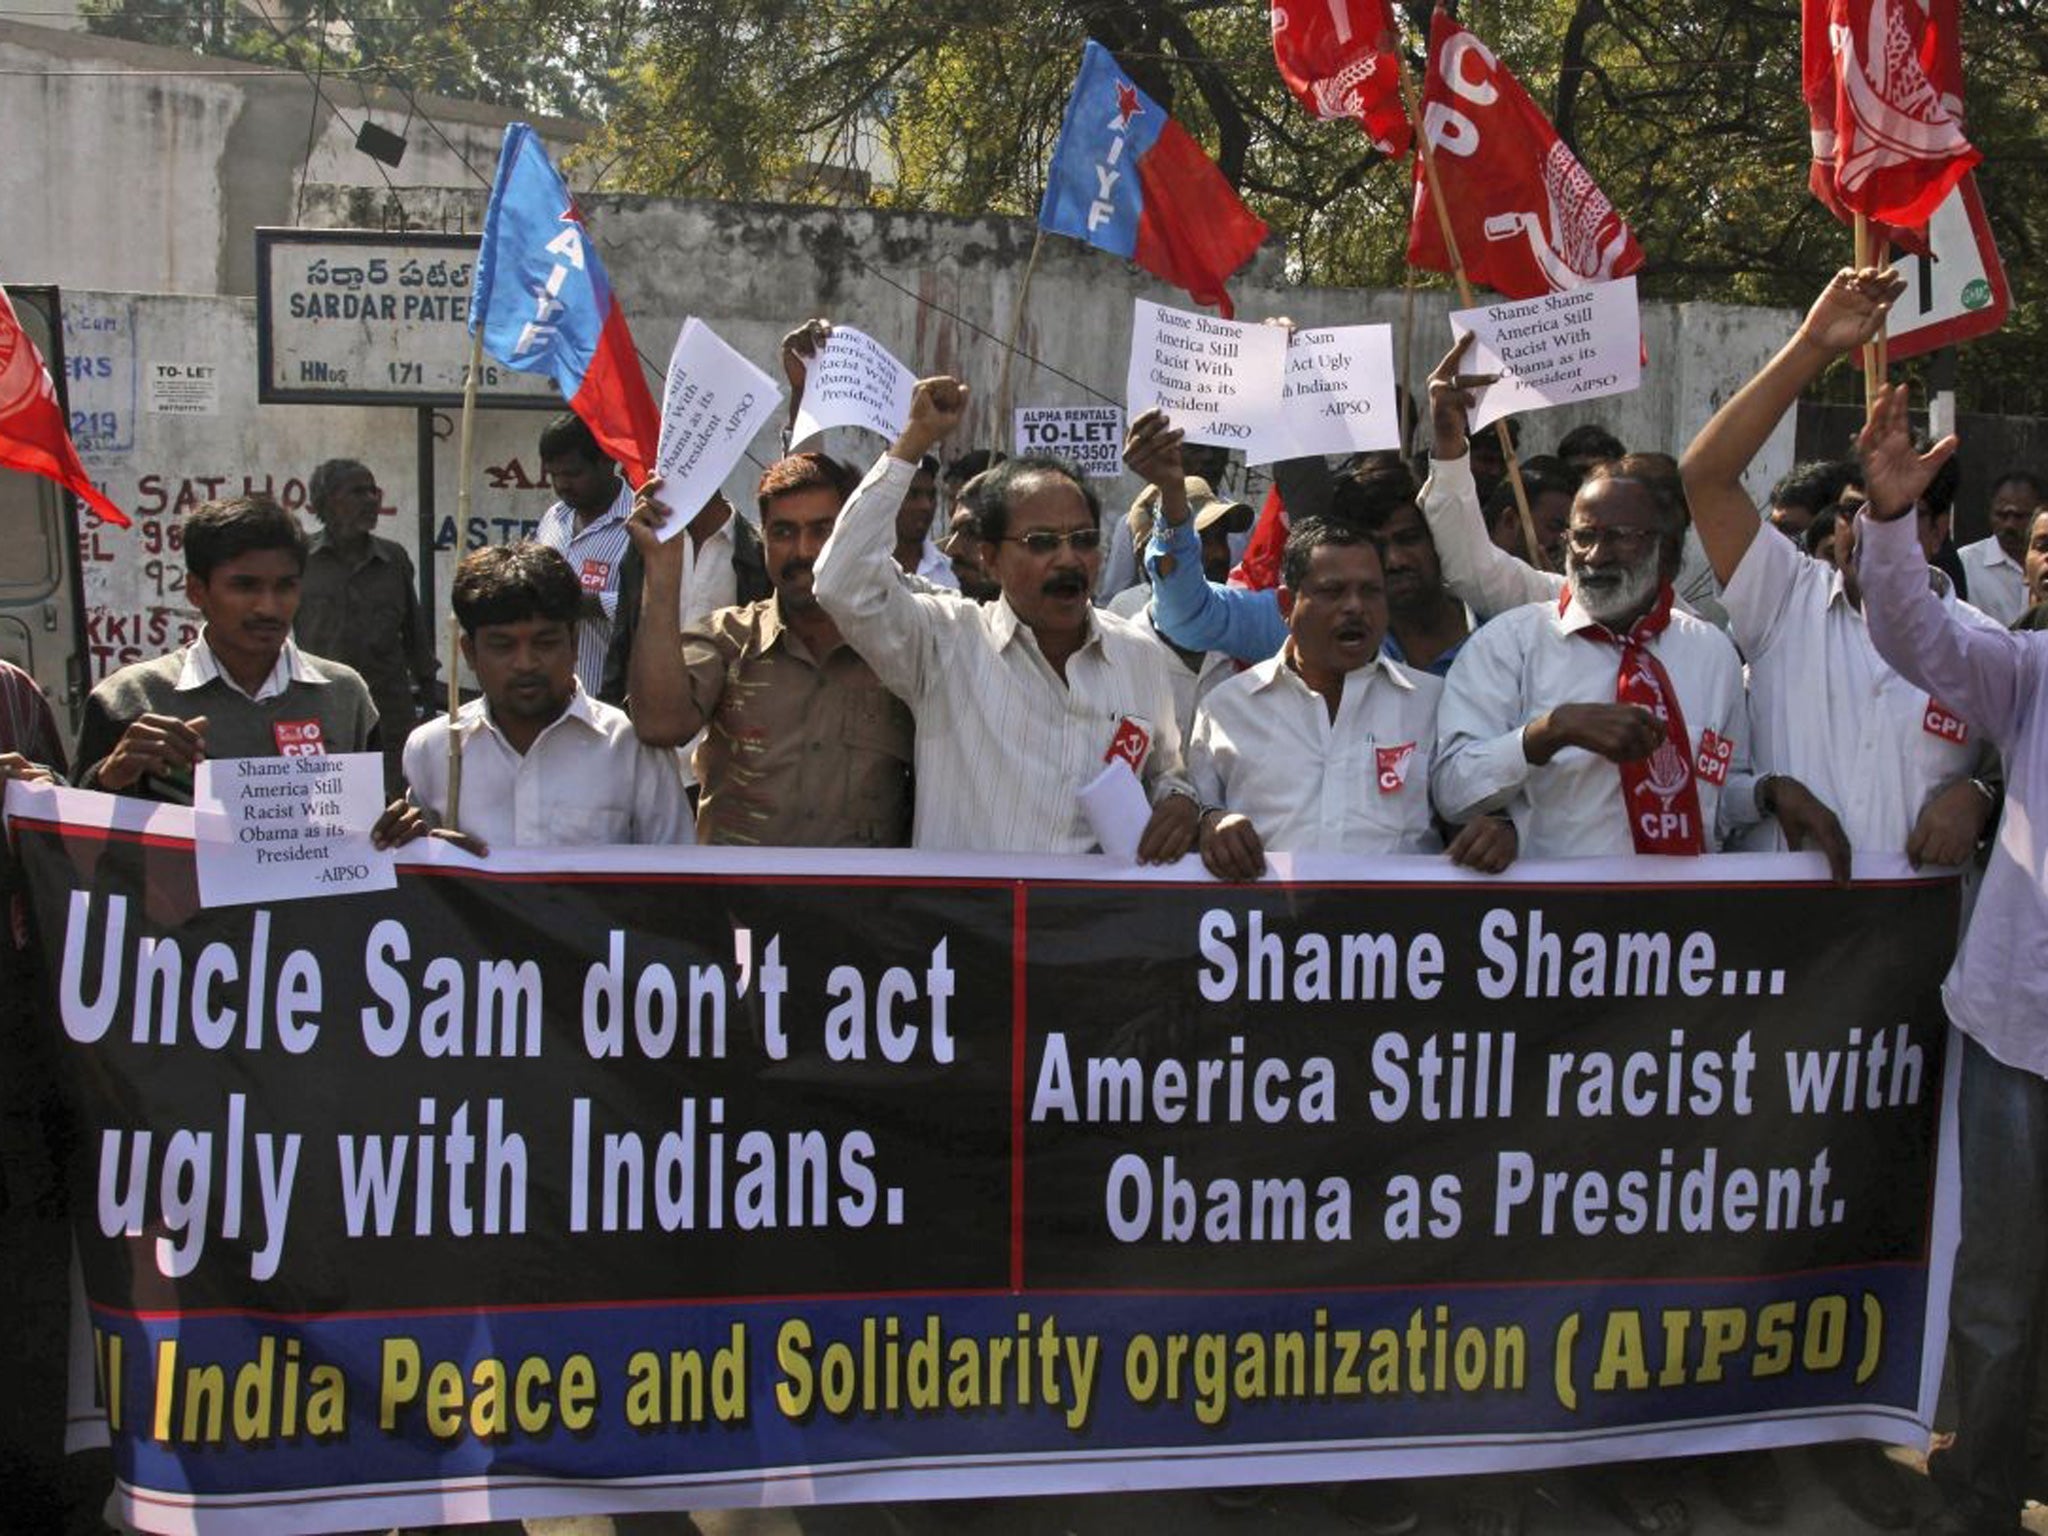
left=1399, top=260, right=1420, bottom=455
left=445, top=328, right=484, bottom=831
left=1398, top=66, right=1544, bottom=568
left=1853, top=214, right=1890, bottom=406
left=993, top=226, right=1048, bottom=460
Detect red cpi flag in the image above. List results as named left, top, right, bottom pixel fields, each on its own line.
left=1270, top=0, right=1411, bottom=158
left=1802, top=0, right=1977, bottom=235
left=1405, top=11, right=1642, bottom=300
left=0, top=288, right=127, bottom=527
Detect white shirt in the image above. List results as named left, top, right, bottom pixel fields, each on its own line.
left=1432, top=590, right=1750, bottom=858
left=1192, top=650, right=1443, bottom=856
left=403, top=685, right=689, bottom=849
left=1723, top=523, right=1996, bottom=853
left=1110, top=587, right=1237, bottom=744
left=1418, top=455, right=1565, bottom=620
left=177, top=632, right=328, bottom=702
left=535, top=480, right=635, bottom=696
left=1958, top=535, right=2028, bottom=627
left=913, top=537, right=960, bottom=591
left=814, top=454, right=1193, bottom=854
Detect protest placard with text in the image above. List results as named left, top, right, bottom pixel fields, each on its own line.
left=1243, top=323, right=1401, bottom=466
left=649, top=320, right=783, bottom=533
left=1450, top=276, right=1641, bottom=430
left=789, top=327, right=917, bottom=448
left=1125, top=300, right=1286, bottom=453
left=192, top=752, right=393, bottom=907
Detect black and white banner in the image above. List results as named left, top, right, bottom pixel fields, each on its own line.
left=4, top=782, right=1960, bottom=1533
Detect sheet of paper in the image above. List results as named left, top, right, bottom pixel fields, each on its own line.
left=649, top=318, right=783, bottom=535
left=789, top=326, right=917, bottom=447
left=193, top=752, right=395, bottom=908
left=1243, top=322, right=1401, bottom=466
left=1078, top=759, right=1154, bottom=863
left=1125, top=299, right=1287, bottom=452
left=1015, top=405, right=1126, bottom=478
left=1449, top=276, right=1642, bottom=429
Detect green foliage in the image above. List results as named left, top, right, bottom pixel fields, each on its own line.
left=80, top=0, right=628, bottom=117
left=75, top=0, right=2048, bottom=401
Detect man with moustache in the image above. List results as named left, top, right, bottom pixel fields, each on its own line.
left=1431, top=457, right=1760, bottom=863
left=1190, top=517, right=1516, bottom=879
left=295, top=458, right=435, bottom=795
left=1957, top=470, right=2046, bottom=627
left=814, top=377, right=1198, bottom=858
left=625, top=452, right=914, bottom=847
left=404, top=543, right=687, bottom=851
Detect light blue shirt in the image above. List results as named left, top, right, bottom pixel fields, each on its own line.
left=1144, top=517, right=1286, bottom=663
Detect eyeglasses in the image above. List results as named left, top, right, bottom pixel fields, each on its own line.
left=1564, top=524, right=1661, bottom=556
left=1002, top=528, right=1102, bottom=554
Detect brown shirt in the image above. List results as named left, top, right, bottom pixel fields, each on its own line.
left=295, top=532, right=432, bottom=725
left=685, top=597, right=914, bottom=847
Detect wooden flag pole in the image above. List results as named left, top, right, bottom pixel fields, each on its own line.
left=1399, top=259, right=1420, bottom=454
left=1398, top=66, right=1544, bottom=568
left=1852, top=213, right=1892, bottom=409
left=445, top=328, right=484, bottom=831
left=992, top=226, right=1049, bottom=461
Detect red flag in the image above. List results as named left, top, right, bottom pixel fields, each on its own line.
left=1041, top=43, right=1268, bottom=318
left=1270, top=0, right=1411, bottom=158
left=0, top=288, right=128, bottom=527
left=1405, top=12, right=1643, bottom=300
left=1228, top=484, right=1289, bottom=592
left=1802, top=0, right=1977, bottom=237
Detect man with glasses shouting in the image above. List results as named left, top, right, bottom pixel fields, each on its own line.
left=815, top=376, right=1200, bottom=859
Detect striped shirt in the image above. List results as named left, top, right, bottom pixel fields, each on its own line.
left=814, top=453, right=1192, bottom=854
left=536, top=481, right=635, bottom=696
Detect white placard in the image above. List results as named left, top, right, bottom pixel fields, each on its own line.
left=1078, top=759, right=1153, bottom=863
left=192, top=753, right=395, bottom=907
left=1014, top=406, right=1126, bottom=478
left=788, top=326, right=917, bottom=447
left=1450, top=276, right=1641, bottom=430
left=1243, top=323, right=1400, bottom=466
left=650, top=319, right=784, bottom=534
left=146, top=361, right=219, bottom=416
left=1124, top=300, right=1287, bottom=452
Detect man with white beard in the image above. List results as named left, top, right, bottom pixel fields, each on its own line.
left=1432, top=456, right=1840, bottom=863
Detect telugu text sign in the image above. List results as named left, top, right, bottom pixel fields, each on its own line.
left=256, top=230, right=561, bottom=409
left=1451, top=276, right=1642, bottom=430
left=6, top=782, right=1956, bottom=1534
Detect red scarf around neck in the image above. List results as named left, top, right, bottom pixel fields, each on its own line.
left=1565, top=583, right=1704, bottom=855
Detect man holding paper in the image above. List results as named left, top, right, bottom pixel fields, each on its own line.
left=814, top=378, right=1199, bottom=859
left=74, top=496, right=418, bottom=842
left=625, top=452, right=914, bottom=847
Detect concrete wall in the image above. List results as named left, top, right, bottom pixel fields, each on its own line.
left=57, top=191, right=1807, bottom=689
left=0, top=18, right=582, bottom=299
left=301, top=185, right=1803, bottom=506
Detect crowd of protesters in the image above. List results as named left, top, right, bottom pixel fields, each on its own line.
left=3, top=267, right=2046, bottom=1536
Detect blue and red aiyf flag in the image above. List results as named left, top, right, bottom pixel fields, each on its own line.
left=469, top=124, right=659, bottom=485
left=1038, top=40, right=1268, bottom=318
